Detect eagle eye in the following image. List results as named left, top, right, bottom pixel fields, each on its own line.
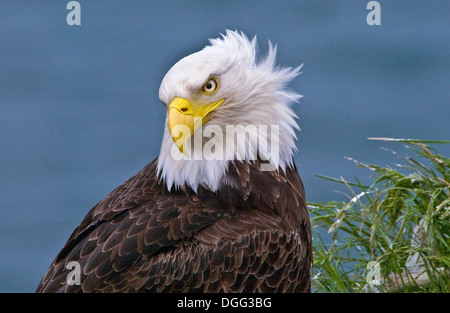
left=202, top=77, right=219, bottom=94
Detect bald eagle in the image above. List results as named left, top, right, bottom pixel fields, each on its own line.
left=36, top=30, right=311, bottom=293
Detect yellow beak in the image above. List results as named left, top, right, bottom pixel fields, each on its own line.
left=168, top=97, right=223, bottom=155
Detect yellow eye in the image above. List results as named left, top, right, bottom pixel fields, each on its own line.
left=202, top=77, right=219, bottom=94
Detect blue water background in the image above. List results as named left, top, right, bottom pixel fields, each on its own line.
left=0, top=1, right=449, bottom=292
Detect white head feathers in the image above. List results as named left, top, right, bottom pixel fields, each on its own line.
left=157, top=30, right=303, bottom=192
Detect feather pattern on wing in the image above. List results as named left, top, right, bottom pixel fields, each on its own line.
left=36, top=159, right=311, bottom=293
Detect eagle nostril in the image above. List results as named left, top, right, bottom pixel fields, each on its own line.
left=181, top=108, right=188, bottom=112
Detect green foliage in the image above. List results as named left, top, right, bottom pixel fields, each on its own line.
left=309, top=138, right=450, bottom=293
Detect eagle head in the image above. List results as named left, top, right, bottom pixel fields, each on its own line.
left=157, top=30, right=302, bottom=192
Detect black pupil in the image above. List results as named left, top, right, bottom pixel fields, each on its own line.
left=206, top=82, right=213, bottom=90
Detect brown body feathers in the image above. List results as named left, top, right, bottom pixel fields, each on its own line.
left=36, top=159, right=311, bottom=293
